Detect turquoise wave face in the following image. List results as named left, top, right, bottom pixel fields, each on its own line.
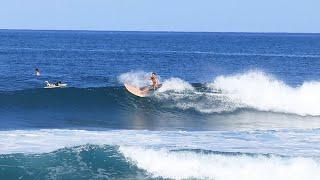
left=0, top=145, right=149, bottom=180
left=2, top=145, right=316, bottom=180
left=0, top=128, right=319, bottom=179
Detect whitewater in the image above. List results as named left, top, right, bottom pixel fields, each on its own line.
left=119, top=70, right=320, bottom=116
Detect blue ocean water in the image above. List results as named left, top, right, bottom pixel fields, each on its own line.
left=1, top=30, right=320, bottom=179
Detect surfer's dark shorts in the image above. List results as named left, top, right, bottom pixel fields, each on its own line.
left=148, top=86, right=156, bottom=91
left=148, top=84, right=162, bottom=91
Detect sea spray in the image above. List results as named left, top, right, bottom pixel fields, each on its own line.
left=210, top=71, right=320, bottom=116
left=157, top=78, right=194, bottom=92
left=154, top=77, right=240, bottom=113
left=118, top=71, right=158, bottom=88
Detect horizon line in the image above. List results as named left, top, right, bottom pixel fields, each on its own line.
left=0, top=28, right=320, bottom=35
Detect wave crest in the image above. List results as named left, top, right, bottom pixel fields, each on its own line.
left=210, top=71, right=320, bottom=116
left=121, top=146, right=320, bottom=180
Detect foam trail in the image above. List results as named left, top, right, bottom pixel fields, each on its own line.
left=210, top=71, right=320, bottom=116
left=157, top=78, right=194, bottom=92
left=154, top=77, right=238, bottom=113
left=120, top=147, right=320, bottom=180
left=154, top=77, right=216, bottom=113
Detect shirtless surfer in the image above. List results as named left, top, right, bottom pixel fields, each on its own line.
left=150, top=72, right=160, bottom=90
left=124, top=72, right=161, bottom=97
left=141, top=72, right=161, bottom=92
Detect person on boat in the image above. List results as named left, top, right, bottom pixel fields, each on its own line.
left=35, top=68, right=41, bottom=76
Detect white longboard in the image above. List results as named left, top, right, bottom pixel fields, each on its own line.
left=124, top=84, right=150, bottom=97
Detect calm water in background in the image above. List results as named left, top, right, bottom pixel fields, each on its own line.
left=0, top=30, right=320, bottom=179
left=1, top=30, right=320, bottom=91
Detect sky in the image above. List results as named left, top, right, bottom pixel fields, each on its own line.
left=0, top=0, right=319, bottom=33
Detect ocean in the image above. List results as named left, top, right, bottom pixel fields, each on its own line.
left=0, top=30, right=320, bottom=179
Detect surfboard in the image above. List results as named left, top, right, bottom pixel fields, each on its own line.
left=124, top=84, right=150, bottom=97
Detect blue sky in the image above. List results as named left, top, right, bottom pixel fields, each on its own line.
left=0, top=0, right=319, bottom=32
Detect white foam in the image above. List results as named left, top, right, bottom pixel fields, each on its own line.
left=0, top=129, right=320, bottom=156
left=120, top=146, right=320, bottom=180
left=118, top=71, right=153, bottom=87
left=154, top=77, right=237, bottom=113
left=157, top=78, right=194, bottom=92
left=210, top=71, right=320, bottom=116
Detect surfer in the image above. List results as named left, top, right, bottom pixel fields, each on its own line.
left=45, top=81, right=62, bottom=87
left=139, top=72, right=160, bottom=93
left=150, top=72, right=161, bottom=90
left=124, top=72, right=161, bottom=97
left=45, top=81, right=67, bottom=88
left=35, top=68, right=40, bottom=76
left=54, top=81, right=62, bottom=86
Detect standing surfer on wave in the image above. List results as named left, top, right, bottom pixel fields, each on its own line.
left=140, top=72, right=161, bottom=93
left=150, top=72, right=161, bottom=90
left=124, top=72, right=161, bottom=97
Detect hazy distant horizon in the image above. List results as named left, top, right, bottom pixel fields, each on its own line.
left=1, top=0, right=319, bottom=33
left=1, top=28, right=320, bottom=34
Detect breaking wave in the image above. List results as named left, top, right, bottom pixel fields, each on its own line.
left=1, top=71, right=320, bottom=131
left=210, top=71, right=320, bottom=116
left=0, top=129, right=320, bottom=179
left=119, top=70, right=320, bottom=116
